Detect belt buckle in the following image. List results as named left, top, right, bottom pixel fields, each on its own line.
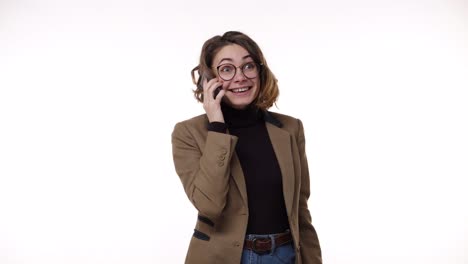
left=251, top=238, right=270, bottom=255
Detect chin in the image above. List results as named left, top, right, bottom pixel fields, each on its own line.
left=227, top=98, right=255, bottom=109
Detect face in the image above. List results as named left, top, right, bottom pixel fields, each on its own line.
left=212, top=44, right=260, bottom=110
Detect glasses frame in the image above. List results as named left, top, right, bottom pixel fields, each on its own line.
left=215, top=61, right=262, bottom=81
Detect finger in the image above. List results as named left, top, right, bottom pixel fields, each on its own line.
left=214, top=88, right=226, bottom=103
left=206, top=81, right=223, bottom=101
left=202, top=76, right=208, bottom=89
left=203, top=78, right=217, bottom=98
left=202, top=77, right=213, bottom=102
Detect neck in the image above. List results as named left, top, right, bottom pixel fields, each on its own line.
left=221, top=102, right=262, bottom=128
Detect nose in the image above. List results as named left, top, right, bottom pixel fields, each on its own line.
left=232, top=67, right=247, bottom=82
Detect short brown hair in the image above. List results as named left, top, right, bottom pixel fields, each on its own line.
left=191, top=31, right=279, bottom=110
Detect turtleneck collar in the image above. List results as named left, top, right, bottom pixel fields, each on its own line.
left=221, top=102, right=263, bottom=128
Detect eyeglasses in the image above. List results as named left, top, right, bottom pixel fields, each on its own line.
left=216, top=62, right=260, bottom=81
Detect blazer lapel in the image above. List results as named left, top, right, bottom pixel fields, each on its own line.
left=265, top=122, right=295, bottom=218
left=230, top=152, right=249, bottom=208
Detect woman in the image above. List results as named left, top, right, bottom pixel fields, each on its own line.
left=171, top=31, right=322, bottom=264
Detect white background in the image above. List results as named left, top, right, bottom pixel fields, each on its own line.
left=1, top=0, right=467, bottom=263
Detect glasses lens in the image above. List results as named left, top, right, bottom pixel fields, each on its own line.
left=217, top=62, right=259, bottom=81
left=218, top=64, right=236, bottom=80
left=242, top=62, right=258, bottom=79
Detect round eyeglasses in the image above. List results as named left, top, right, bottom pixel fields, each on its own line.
left=216, top=62, right=260, bottom=81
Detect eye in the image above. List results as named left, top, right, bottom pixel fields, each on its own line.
left=243, top=62, right=256, bottom=70
left=219, top=64, right=234, bottom=73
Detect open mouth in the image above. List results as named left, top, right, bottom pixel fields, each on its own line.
left=230, top=87, right=251, bottom=94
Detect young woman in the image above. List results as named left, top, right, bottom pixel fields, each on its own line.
left=171, top=31, right=322, bottom=264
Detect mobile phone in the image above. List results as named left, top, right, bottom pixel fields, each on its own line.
left=202, top=72, right=222, bottom=99
left=213, top=86, right=222, bottom=99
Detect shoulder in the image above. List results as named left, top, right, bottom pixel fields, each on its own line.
left=172, top=114, right=209, bottom=138
left=175, top=114, right=208, bottom=128
left=265, top=110, right=308, bottom=140
left=266, top=111, right=302, bottom=129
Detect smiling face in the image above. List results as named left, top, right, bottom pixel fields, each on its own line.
left=212, top=44, right=260, bottom=109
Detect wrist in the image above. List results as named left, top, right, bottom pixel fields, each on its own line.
left=207, top=113, right=224, bottom=123
left=208, top=122, right=227, bottom=133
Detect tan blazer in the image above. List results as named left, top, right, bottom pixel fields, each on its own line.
left=172, top=111, right=322, bottom=264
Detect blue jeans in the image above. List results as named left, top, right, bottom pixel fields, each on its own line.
left=241, top=231, right=296, bottom=264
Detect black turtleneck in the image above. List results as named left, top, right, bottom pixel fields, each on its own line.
left=208, top=103, right=290, bottom=234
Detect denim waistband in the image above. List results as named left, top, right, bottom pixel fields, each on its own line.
left=245, top=229, right=291, bottom=240
left=244, top=229, right=291, bottom=255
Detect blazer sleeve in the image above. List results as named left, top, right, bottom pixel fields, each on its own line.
left=297, top=119, right=322, bottom=264
left=171, top=121, right=238, bottom=222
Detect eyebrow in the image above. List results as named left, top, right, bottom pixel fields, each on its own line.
left=217, top=55, right=252, bottom=66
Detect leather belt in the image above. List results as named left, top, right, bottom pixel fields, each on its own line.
left=243, top=232, right=293, bottom=254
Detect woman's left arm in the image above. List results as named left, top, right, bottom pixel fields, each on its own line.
left=297, top=119, right=322, bottom=264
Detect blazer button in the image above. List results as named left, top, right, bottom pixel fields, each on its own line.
left=217, top=161, right=224, bottom=167
left=220, top=149, right=228, bottom=155
left=218, top=155, right=225, bottom=161
left=233, top=241, right=240, bottom=247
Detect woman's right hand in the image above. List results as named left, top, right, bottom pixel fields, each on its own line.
left=203, top=77, right=225, bottom=123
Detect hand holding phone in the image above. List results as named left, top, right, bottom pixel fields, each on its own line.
left=201, top=72, right=225, bottom=123
left=213, top=86, right=222, bottom=99
left=201, top=72, right=224, bottom=100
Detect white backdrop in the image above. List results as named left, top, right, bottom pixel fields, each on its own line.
left=0, top=0, right=467, bottom=263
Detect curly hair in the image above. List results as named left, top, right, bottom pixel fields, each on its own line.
left=191, top=31, right=279, bottom=110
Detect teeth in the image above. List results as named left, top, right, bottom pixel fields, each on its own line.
left=232, top=87, right=249, bottom=93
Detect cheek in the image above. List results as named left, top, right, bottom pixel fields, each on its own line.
left=222, top=82, right=230, bottom=90
left=253, top=79, right=260, bottom=91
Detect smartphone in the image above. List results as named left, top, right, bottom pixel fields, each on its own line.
left=202, top=71, right=222, bottom=99
left=213, top=86, right=222, bottom=99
